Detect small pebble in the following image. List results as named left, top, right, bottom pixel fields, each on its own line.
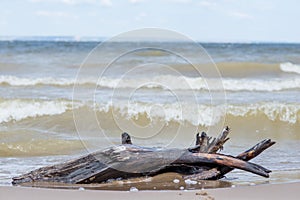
left=173, top=179, right=180, bottom=183
left=130, top=187, right=139, bottom=192
left=179, top=186, right=184, bottom=190
left=196, top=191, right=208, bottom=196
left=78, top=187, right=85, bottom=191
left=184, top=179, right=197, bottom=185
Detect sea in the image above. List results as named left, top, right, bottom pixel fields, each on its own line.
left=0, top=37, right=299, bottom=188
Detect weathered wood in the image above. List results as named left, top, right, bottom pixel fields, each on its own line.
left=189, top=127, right=230, bottom=153
left=184, top=139, right=275, bottom=180
left=12, top=128, right=275, bottom=186
left=199, top=132, right=209, bottom=152
left=207, top=126, right=230, bottom=153
left=121, top=132, right=132, bottom=144
left=195, top=132, right=201, bottom=146
left=12, top=145, right=270, bottom=185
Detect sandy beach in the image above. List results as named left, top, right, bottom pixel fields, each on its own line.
left=1, top=182, right=299, bottom=200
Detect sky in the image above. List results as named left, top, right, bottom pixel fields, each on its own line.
left=0, top=0, right=299, bottom=42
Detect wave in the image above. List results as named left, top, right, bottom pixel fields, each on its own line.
left=1, top=99, right=300, bottom=157
left=0, top=98, right=80, bottom=123
left=1, top=74, right=300, bottom=92
left=99, top=76, right=300, bottom=91
left=94, top=101, right=300, bottom=125
left=0, top=75, right=82, bottom=86
left=1, top=98, right=299, bottom=126
left=280, top=62, right=300, bottom=75
left=216, top=62, right=300, bottom=76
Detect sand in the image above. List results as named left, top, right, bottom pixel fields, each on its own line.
left=1, top=182, right=299, bottom=200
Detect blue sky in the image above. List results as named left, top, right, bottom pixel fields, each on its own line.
left=0, top=0, right=299, bottom=42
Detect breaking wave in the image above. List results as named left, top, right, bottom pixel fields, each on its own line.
left=280, top=62, right=300, bottom=75
left=0, top=98, right=79, bottom=123
left=1, top=98, right=299, bottom=126
left=0, top=75, right=85, bottom=86
left=1, top=98, right=299, bottom=157
left=94, top=101, right=300, bottom=126
left=1, top=74, right=300, bottom=92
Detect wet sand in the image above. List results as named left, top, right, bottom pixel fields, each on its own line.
left=1, top=182, right=299, bottom=200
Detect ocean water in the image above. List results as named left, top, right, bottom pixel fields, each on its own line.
left=0, top=39, right=300, bottom=187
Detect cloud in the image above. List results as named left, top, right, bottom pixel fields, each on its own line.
left=129, top=0, right=144, bottom=4
left=100, top=0, right=112, bottom=6
left=229, top=11, right=254, bottom=19
left=198, top=0, right=217, bottom=8
left=60, top=0, right=80, bottom=5
left=29, top=0, right=112, bottom=7
left=35, top=10, right=78, bottom=19
left=171, top=0, right=192, bottom=3
left=28, top=0, right=43, bottom=2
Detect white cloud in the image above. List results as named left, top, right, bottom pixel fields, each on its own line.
left=28, top=0, right=43, bottom=2
left=35, top=10, right=78, bottom=19
left=100, top=0, right=112, bottom=6
left=129, top=0, right=144, bottom=4
left=229, top=11, right=254, bottom=19
left=170, top=0, right=192, bottom=3
left=198, top=0, right=217, bottom=8
left=60, top=0, right=79, bottom=5
left=29, top=0, right=112, bottom=6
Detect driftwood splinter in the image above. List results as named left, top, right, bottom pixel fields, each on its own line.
left=12, top=127, right=275, bottom=186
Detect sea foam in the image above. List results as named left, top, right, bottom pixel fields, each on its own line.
left=1, top=99, right=299, bottom=125
left=280, top=62, right=300, bottom=75
left=1, top=75, right=300, bottom=92
left=0, top=99, right=78, bottom=123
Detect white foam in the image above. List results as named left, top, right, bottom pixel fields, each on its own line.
left=280, top=62, right=300, bottom=75
left=1, top=98, right=299, bottom=125
left=226, top=103, right=300, bottom=124
left=0, top=75, right=98, bottom=86
left=96, top=101, right=300, bottom=126
left=0, top=75, right=74, bottom=86
left=222, top=78, right=300, bottom=91
left=1, top=75, right=300, bottom=91
left=97, top=75, right=300, bottom=91
left=0, top=99, right=78, bottom=123
left=96, top=101, right=219, bottom=126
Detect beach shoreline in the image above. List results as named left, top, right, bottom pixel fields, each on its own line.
left=1, top=182, right=299, bottom=200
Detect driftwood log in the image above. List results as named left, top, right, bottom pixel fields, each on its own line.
left=12, top=127, right=275, bottom=186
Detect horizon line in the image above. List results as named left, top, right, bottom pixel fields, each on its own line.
left=0, top=35, right=300, bottom=44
